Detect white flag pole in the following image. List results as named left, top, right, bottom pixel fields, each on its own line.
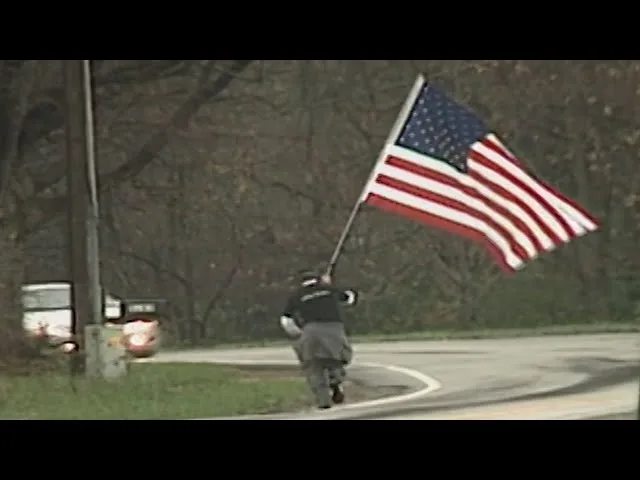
left=325, top=74, right=427, bottom=277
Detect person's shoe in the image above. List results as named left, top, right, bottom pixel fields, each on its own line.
left=331, top=384, right=345, bottom=404
left=317, top=404, right=332, bottom=410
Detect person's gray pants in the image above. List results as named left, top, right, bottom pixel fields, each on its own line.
left=301, top=358, right=347, bottom=407
left=291, top=322, right=352, bottom=408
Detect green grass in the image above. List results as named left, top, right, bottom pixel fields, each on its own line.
left=178, top=322, right=640, bottom=350
left=0, top=362, right=310, bottom=419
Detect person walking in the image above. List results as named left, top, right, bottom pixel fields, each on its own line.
left=280, top=270, right=358, bottom=409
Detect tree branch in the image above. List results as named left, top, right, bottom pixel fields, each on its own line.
left=116, top=250, right=190, bottom=289
left=13, top=60, right=254, bottom=238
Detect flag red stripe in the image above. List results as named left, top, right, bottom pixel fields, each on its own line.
left=365, top=193, right=514, bottom=273
left=475, top=141, right=579, bottom=237
left=385, top=155, right=543, bottom=254
left=376, top=173, right=528, bottom=262
left=464, top=167, right=558, bottom=249
left=481, top=137, right=600, bottom=227
left=469, top=148, right=573, bottom=244
left=533, top=177, right=600, bottom=227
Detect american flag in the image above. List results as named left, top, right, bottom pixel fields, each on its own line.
left=360, top=75, right=600, bottom=272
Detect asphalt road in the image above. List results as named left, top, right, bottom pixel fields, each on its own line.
left=589, top=412, right=636, bottom=420
left=150, top=333, right=639, bottom=420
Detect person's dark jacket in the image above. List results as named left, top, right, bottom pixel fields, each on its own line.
left=280, top=279, right=357, bottom=335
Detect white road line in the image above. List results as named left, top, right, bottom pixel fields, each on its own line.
left=377, top=382, right=639, bottom=420
left=338, top=362, right=441, bottom=410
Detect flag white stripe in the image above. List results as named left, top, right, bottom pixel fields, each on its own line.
left=476, top=141, right=587, bottom=237
left=380, top=145, right=555, bottom=250
left=377, top=162, right=538, bottom=258
left=368, top=182, right=525, bottom=270
left=485, top=134, right=598, bottom=232
left=469, top=154, right=571, bottom=244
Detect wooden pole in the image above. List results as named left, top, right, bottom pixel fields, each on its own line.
left=63, top=60, right=102, bottom=376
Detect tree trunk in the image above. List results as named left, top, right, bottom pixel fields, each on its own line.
left=0, top=231, right=28, bottom=364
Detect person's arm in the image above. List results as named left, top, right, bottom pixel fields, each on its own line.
left=333, top=286, right=358, bottom=306
left=320, top=274, right=358, bottom=306
left=280, top=294, right=302, bottom=337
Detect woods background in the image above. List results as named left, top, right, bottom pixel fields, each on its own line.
left=1, top=60, right=638, bottom=348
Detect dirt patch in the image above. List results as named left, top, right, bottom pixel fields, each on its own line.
left=345, top=377, right=407, bottom=403
left=230, top=364, right=408, bottom=407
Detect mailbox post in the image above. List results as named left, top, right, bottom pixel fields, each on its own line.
left=85, top=323, right=128, bottom=380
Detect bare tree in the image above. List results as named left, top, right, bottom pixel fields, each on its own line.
left=14, top=59, right=640, bottom=346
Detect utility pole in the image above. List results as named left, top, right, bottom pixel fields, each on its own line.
left=63, top=60, right=105, bottom=377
